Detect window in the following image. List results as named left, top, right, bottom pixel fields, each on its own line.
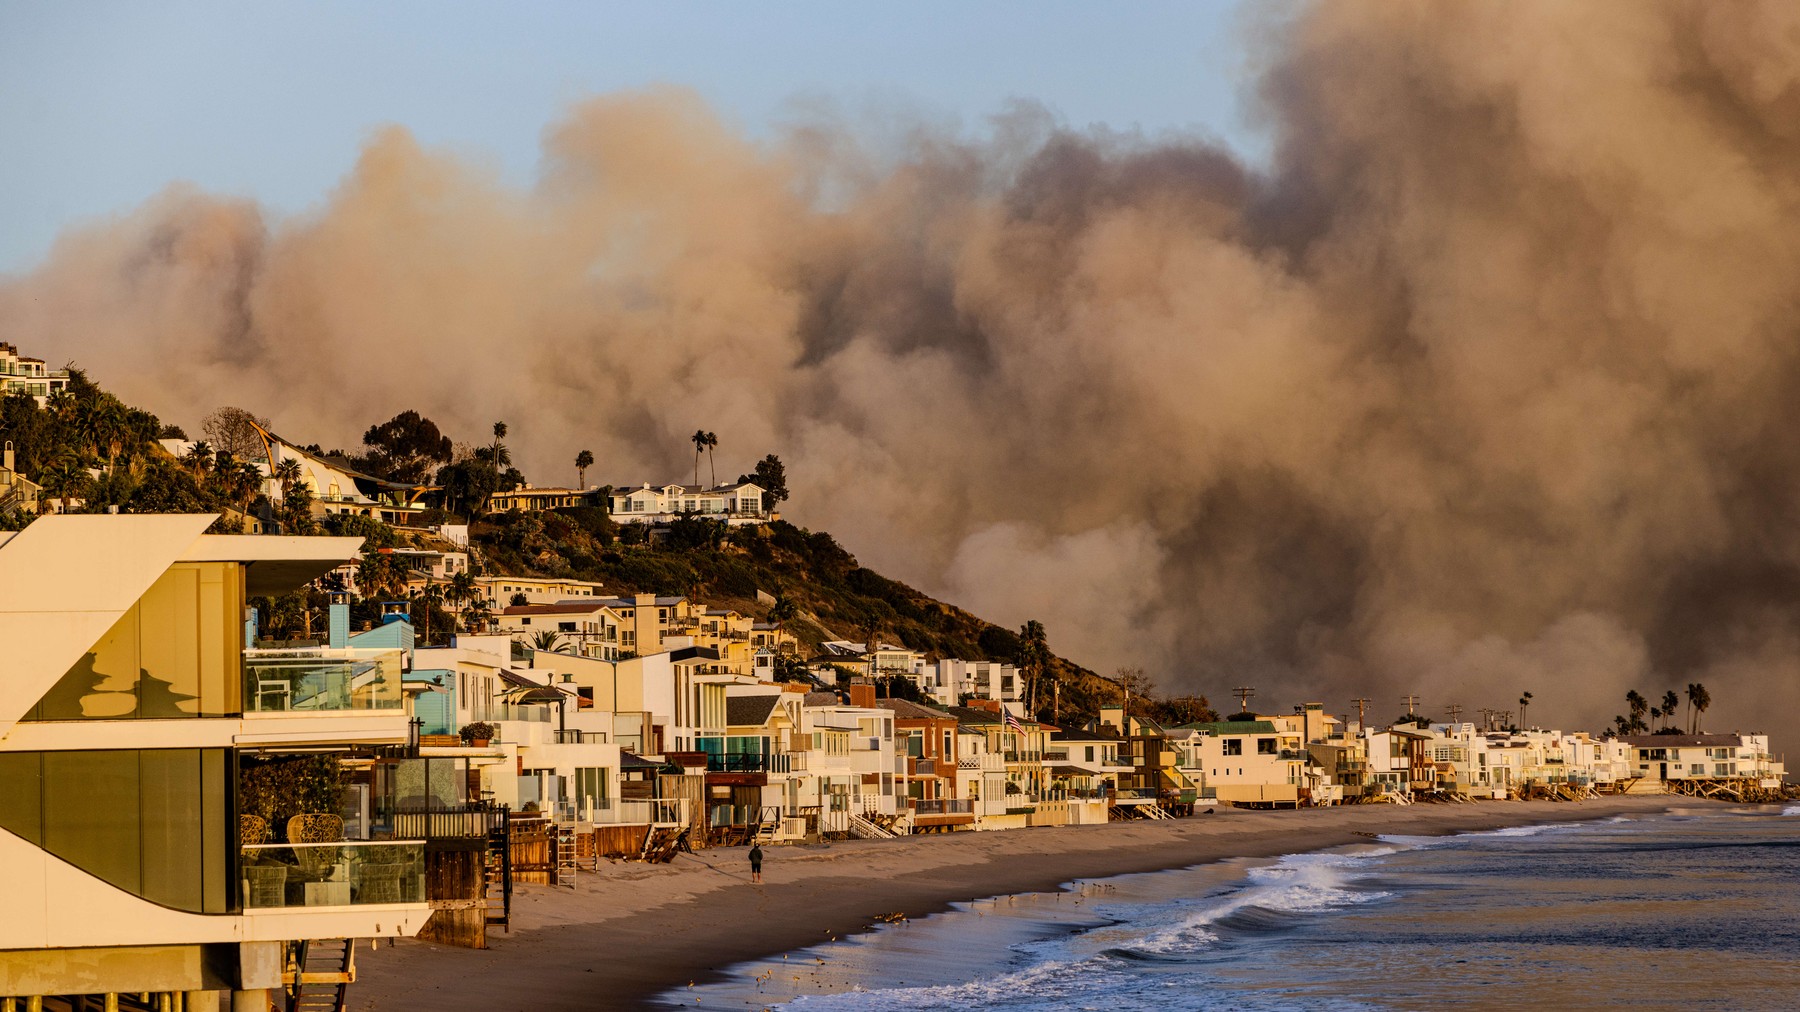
left=1222, top=739, right=1243, bottom=756
left=1257, top=739, right=1277, bottom=755
left=25, top=563, right=244, bottom=721
left=0, top=749, right=228, bottom=913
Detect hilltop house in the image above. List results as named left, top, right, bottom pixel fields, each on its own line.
left=0, top=342, right=69, bottom=406
left=608, top=481, right=771, bottom=525
left=484, top=485, right=607, bottom=514
left=251, top=423, right=435, bottom=528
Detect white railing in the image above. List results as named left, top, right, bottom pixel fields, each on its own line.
left=588, top=797, right=689, bottom=826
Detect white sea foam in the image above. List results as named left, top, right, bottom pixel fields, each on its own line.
left=1782, top=804, right=1800, bottom=817
left=1131, top=849, right=1393, bottom=956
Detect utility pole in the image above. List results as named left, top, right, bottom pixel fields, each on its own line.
left=1351, top=697, right=1370, bottom=729
left=1446, top=704, right=1464, bottom=725
left=1232, top=686, right=1256, bottom=714
left=1478, top=707, right=1496, bottom=731
left=1402, top=694, right=1421, bottom=716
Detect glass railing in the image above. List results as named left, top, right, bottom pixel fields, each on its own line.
left=244, top=649, right=404, bottom=712
left=241, top=841, right=424, bottom=908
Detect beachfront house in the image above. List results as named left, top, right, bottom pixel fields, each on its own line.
left=0, top=514, right=430, bottom=1009
left=881, top=698, right=977, bottom=832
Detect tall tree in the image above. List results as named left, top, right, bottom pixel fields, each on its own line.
left=737, top=454, right=789, bottom=504
left=691, top=430, right=708, bottom=486
left=575, top=449, right=594, bottom=490
left=1688, top=682, right=1711, bottom=733
left=485, top=422, right=508, bottom=513
left=1626, top=689, right=1648, bottom=733
left=1659, top=689, right=1680, bottom=730
left=704, top=431, right=718, bottom=485
left=447, top=570, right=477, bottom=632
left=1518, top=690, right=1533, bottom=728
left=361, top=410, right=453, bottom=484
left=1016, top=619, right=1049, bottom=714
left=201, top=407, right=270, bottom=460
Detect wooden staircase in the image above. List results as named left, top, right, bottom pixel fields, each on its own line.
left=485, top=825, right=512, bottom=932
left=284, top=938, right=354, bottom=1012
left=553, top=824, right=579, bottom=888
left=847, top=812, right=897, bottom=840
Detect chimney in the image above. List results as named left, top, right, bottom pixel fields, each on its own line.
left=846, top=682, right=876, bottom=709
left=328, top=592, right=350, bottom=649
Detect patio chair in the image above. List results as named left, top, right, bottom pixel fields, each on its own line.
left=286, top=813, right=345, bottom=883
left=243, top=863, right=287, bottom=908
left=240, top=814, right=269, bottom=846
left=354, top=862, right=410, bottom=904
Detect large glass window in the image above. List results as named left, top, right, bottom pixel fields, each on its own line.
left=0, top=749, right=230, bottom=913
left=25, top=563, right=244, bottom=721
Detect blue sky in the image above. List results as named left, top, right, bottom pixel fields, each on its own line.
left=0, top=1, right=1264, bottom=274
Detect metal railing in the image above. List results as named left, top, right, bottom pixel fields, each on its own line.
left=241, top=841, right=424, bottom=908
left=555, top=729, right=608, bottom=744
left=1003, top=750, right=1045, bottom=763
left=908, top=798, right=974, bottom=816
left=243, top=649, right=403, bottom=712
left=705, top=752, right=792, bottom=773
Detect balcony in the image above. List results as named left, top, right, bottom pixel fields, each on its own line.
left=241, top=841, right=424, bottom=908
left=555, top=729, right=608, bottom=744
left=589, top=797, right=689, bottom=826
left=244, top=649, right=403, bottom=712
left=907, top=798, right=974, bottom=816
left=1003, top=750, right=1045, bottom=763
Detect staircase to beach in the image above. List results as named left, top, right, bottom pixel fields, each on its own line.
left=847, top=812, right=897, bottom=840
left=284, top=937, right=354, bottom=1012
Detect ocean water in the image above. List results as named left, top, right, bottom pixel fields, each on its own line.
left=662, top=807, right=1800, bottom=1011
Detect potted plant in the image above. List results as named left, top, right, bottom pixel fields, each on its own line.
left=460, top=721, right=498, bottom=747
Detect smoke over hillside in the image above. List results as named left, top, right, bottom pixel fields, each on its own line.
left=7, top=1, right=1800, bottom=733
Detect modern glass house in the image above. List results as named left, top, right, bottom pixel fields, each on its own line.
left=0, top=514, right=430, bottom=1009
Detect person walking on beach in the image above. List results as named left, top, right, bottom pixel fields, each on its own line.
left=748, top=843, right=764, bottom=883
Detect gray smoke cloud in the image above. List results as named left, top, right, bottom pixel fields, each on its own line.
left=6, top=1, right=1800, bottom=738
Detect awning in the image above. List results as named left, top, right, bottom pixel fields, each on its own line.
left=1049, top=765, right=1094, bottom=778
left=497, top=685, right=568, bottom=705
left=620, top=751, right=664, bottom=770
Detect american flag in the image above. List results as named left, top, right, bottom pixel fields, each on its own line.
left=1003, top=705, right=1024, bottom=735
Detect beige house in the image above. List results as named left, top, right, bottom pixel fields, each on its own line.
left=0, top=442, right=40, bottom=515
left=0, top=342, right=69, bottom=406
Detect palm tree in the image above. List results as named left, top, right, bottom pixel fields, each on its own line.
left=447, top=570, right=477, bottom=632
left=530, top=629, right=562, bottom=653
left=691, top=430, right=708, bottom=486
left=465, top=596, right=492, bottom=634
left=1626, top=690, right=1648, bottom=733
left=1613, top=714, right=1631, bottom=736
left=768, top=592, right=797, bottom=624
left=1518, top=690, right=1533, bottom=728
left=1659, top=690, right=1679, bottom=730
left=40, top=459, right=90, bottom=514
left=575, top=449, right=594, bottom=490
left=416, top=582, right=444, bottom=645
left=488, top=421, right=507, bottom=510
left=1689, top=682, right=1711, bottom=733
left=704, top=431, right=718, bottom=486
left=185, top=441, right=214, bottom=478
left=1017, top=619, right=1049, bottom=713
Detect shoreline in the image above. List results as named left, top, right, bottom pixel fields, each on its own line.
left=355, top=795, right=1697, bottom=1010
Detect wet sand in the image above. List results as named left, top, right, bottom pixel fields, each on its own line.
left=355, top=795, right=1684, bottom=1010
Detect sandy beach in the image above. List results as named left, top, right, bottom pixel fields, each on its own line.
left=354, top=795, right=1687, bottom=1010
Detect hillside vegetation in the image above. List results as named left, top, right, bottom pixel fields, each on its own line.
left=1, top=380, right=1213, bottom=726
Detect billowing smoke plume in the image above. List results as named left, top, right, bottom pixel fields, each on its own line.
left=7, top=1, right=1800, bottom=736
